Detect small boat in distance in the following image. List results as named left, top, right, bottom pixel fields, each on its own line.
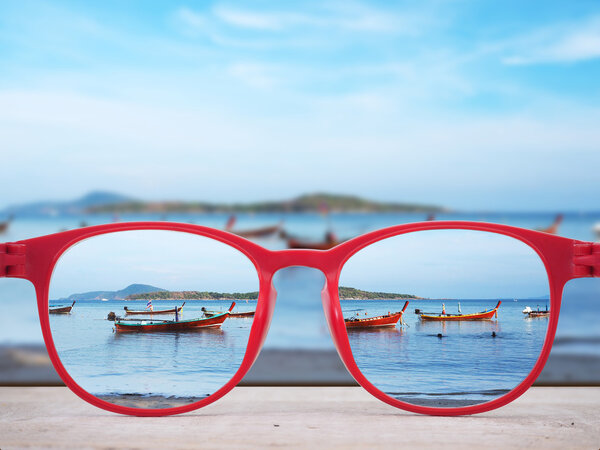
left=287, top=231, right=341, bottom=250
left=124, top=302, right=185, bottom=315
left=345, top=301, right=409, bottom=329
left=114, top=303, right=235, bottom=332
left=536, top=214, right=563, bottom=235
left=419, top=301, right=501, bottom=321
left=0, top=215, right=14, bottom=234
left=523, top=305, right=550, bottom=318
left=49, top=301, right=76, bottom=314
left=225, top=215, right=282, bottom=239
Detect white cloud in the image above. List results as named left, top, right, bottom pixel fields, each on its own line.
left=213, top=6, right=287, bottom=31
left=177, top=2, right=426, bottom=37
left=503, top=16, right=600, bottom=65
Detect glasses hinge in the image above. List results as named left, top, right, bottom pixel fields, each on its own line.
left=573, top=243, right=600, bottom=277
left=0, top=243, right=26, bottom=277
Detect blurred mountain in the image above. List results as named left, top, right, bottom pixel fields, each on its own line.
left=88, top=192, right=445, bottom=214
left=3, top=191, right=133, bottom=217
left=58, top=284, right=167, bottom=301
left=4, top=191, right=445, bottom=216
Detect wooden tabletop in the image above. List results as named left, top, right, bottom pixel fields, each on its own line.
left=0, top=387, right=598, bottom=449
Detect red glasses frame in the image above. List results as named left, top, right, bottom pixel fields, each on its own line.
left=1, top=221, right=598, bottom=417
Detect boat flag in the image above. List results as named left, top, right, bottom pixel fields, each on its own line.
left=225, top=215, right=236, bottom=231
left=146, top=300, right=153, bottom=311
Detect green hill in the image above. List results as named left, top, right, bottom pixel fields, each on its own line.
left=87, top=192, right=445, bottom=214
left=338, top=287, right=419, bottom=300
left=126, top=287, right=419, bottom=301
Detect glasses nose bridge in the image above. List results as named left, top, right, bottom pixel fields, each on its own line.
left=269, top=249, right=340, bottom=277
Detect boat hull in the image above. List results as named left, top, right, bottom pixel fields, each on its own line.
left=287, top=238, right=338, bottom=250
left=234, top=225, right=281, bottom=238
left=345, top=301, right=409, bottom=329
left=115, top=312, right=229, bottom=332
left=49, top=306, right=73, bottom=314
left=345, top=312, right=403, bottom=328
left=205, top=310, right=255, bottom=318
left=229, top=311, right=255, bottom=318
left=419, top=301, right=501, bottom=321
left=528, top=311, right=550, bottom=318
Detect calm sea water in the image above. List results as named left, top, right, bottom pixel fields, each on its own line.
left=49, top=299, right=255, bottom=401
left=47, top=296, right=547, bottom=405
left=343, top=299, right=547, bottom=405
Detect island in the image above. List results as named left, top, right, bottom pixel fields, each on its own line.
left=126, top=287, right=421, bottom=301
left=85, top=192, right=446, bottom=214
left=127, top=291, right=260, bottom=300
left=338, top=287, right=421, bottom=300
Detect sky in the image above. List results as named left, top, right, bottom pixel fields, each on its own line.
left=49, top=230, right=259, bottom=297
left=48, top=228, right=548, bottom=299
left=1, top=0, right=599, bottom=211
left=340, top=229, right=549, bottom=299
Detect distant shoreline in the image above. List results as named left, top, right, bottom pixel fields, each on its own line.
left=51, top=297, right=524, bottom=302
left=126, top=286, right=421, bottom=301
left=85, top=193, right=445, bottom=215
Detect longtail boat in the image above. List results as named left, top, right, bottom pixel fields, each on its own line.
left=419, top=301, right=501, bottom=321
left=202, top=306, right=255, bottom=318
left=124, top=302, right=185, bottom=315
left=287, top=238, right=339, bottom=250
left=114, top=303, right=235, bottom=332
left=522, top=305, right=550, bottom=317
left=225, top=215, right=282, bottom=238
left=49, top=301, right=76, bottom=314
left=345, top=301, right=409, bottom=329
left=528, top=310, right=550, bottom=318
left=287, top=230, right=342, bottom=250
left=232, top=224, right=282, bottom=239
left=536, top=214, right=563, bottom=235
left=525, top=305, right=550, bottom=318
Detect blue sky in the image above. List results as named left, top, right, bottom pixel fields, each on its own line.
left=340, top=229, right=549, bottom=298
left=49, top=230, right=259, bottom=298
left=1, top=0, right=599, bottom=210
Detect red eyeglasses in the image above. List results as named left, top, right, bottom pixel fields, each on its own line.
left=1, top=221, right=598, bottom=416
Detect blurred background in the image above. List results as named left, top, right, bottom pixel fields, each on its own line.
left=1, top=0, right=599, bottom=385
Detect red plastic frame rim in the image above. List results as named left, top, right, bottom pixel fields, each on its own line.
left=5, top=221, right=589, bottom=417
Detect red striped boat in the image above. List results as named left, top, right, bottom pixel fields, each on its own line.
left=232, top=224, right=281, bottom=239
left=124, top=302, right=185, bottom=315
left=114, top=303, right=234, bottom=332
left=345, top=301, right=409, bottom=329
left=419, top=301, right=501, bottom=321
